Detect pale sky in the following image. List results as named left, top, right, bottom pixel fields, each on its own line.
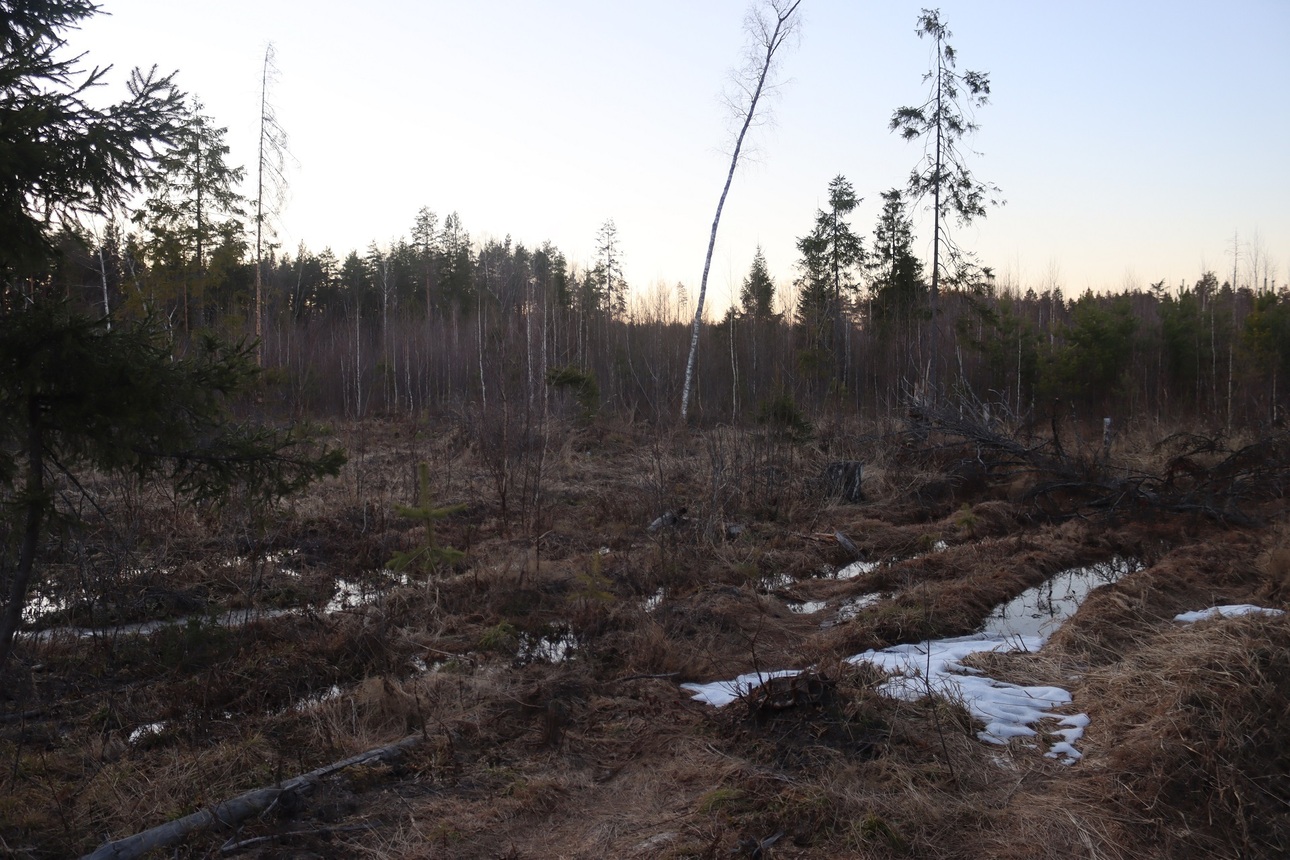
left=77, top=1, right=1289, bottom=310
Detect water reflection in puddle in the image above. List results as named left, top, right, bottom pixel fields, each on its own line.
left=516, top=628, right=577, bottom=665
left=980, top=557, right=1141, bottom=641
left=787, top=600, right=827, bottom=615
left=326, top=570, right=409, bottom=613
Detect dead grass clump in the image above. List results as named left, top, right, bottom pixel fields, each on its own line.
left=1262, top=544, right=1290, bottom=603
left=1082, top=615, right=1290, bottom=858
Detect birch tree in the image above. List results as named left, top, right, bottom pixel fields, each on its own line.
left=680, top=0, right=802, bottom=421
left=254, top=43, right=290, bottom=365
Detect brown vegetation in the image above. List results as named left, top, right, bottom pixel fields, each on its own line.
left=2, top=415, right=1288, bottom=859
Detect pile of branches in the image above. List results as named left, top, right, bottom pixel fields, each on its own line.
left=906, top=405, right=1290, bottom=525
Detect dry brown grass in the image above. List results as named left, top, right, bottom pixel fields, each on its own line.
left=4, top=416, right=1289, bottom=858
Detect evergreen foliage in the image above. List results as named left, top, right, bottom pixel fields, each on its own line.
left=795, top=175, right=865, bottom=354
left=0, top=304, right=345, bottom=666
left=0, top=1, right=345, bottom=669
left=0, top=0, right=185, bottom=281
left=387, top=462, right=465, bottom=575
left=739, top=246, right=777, bottom=320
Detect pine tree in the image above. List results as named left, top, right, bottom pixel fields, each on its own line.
left=891, top=9, right=1002, bottom=400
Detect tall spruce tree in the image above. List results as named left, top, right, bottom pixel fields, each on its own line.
left=890, top=8, right=1001, bottom=401
left=739, top=245, right=776, bottom=320
left=135, top=99, right=247, bottom=330
left=794, top=175, right=865, bottom=359
left=869, top=188, right=925, bottom=335
left=0, top=1, right=345, bottom=669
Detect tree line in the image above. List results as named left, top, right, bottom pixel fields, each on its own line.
left=32, top=188, right=1288, bottom=431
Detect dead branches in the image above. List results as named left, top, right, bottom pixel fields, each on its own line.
left=906, top=407, right=1289, bottom=524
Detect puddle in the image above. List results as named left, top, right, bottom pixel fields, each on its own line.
left=326, top=578, right=379, bottom=612
left=516, top=628, right=577, bottom=665
left=292, top=684, right=342, bottom=712
left=25, top=608, right=291, bottom=642
left=980, top=557, right=1140, bottom=641
left=787, top=600, right=827, bottom=615
left=760, top=571, right=796, bottom=591
left=22, top=590, right=75, bottom=625
left=325, top=570, right=410, bottom=612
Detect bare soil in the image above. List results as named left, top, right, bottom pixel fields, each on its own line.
left=2, top=416, right=1287, bottom=859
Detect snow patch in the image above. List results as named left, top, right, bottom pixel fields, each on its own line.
left=1174, top=604, right=1285, bottom=623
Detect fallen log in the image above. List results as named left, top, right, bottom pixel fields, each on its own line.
left=81, top=734, right=422, bottom=860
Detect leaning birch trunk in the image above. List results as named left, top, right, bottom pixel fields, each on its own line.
left=680, top=0, right=801, bottom=422
left=81, top=735, right=422, bottom=860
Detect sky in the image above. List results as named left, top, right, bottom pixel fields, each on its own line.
left=75, top=1, right=1290, bottom=312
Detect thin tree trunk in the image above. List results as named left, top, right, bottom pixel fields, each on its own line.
left=680, top=0, right=800, bottom=422
left=99, top=246, right=111, bottom=328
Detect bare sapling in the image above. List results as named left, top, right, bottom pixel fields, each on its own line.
left=680, top=0, right=802, bottom=422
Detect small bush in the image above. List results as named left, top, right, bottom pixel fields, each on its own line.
left=757, top=389, right=812, bottom=441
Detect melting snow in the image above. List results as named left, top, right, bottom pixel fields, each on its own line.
left=682, top=558, right=1153, bottom=763
left=835, top=560, right=881, bottom=579
left=848, top=634, right=1085, bottom=761
left=1175, top=605, right=1285, bottom=623
left=682, top=669, right=806, bottom=708
left=837, top=593, right=885, bottom=621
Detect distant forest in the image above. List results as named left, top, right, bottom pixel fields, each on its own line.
left=11, top=1, right=1287, bottom=434
left=35, top=193, right=1289, bottom=431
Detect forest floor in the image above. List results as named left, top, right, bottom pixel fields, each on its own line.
left=2, top=413, right=1288, bottom=859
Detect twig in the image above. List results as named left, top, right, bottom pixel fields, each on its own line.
left=610, top=672, right=680, bottom=684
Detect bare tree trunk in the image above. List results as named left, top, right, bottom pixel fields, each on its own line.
left=680, top=0, right=801, bottom=422
left=98, top=246, right=111, bottom=328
